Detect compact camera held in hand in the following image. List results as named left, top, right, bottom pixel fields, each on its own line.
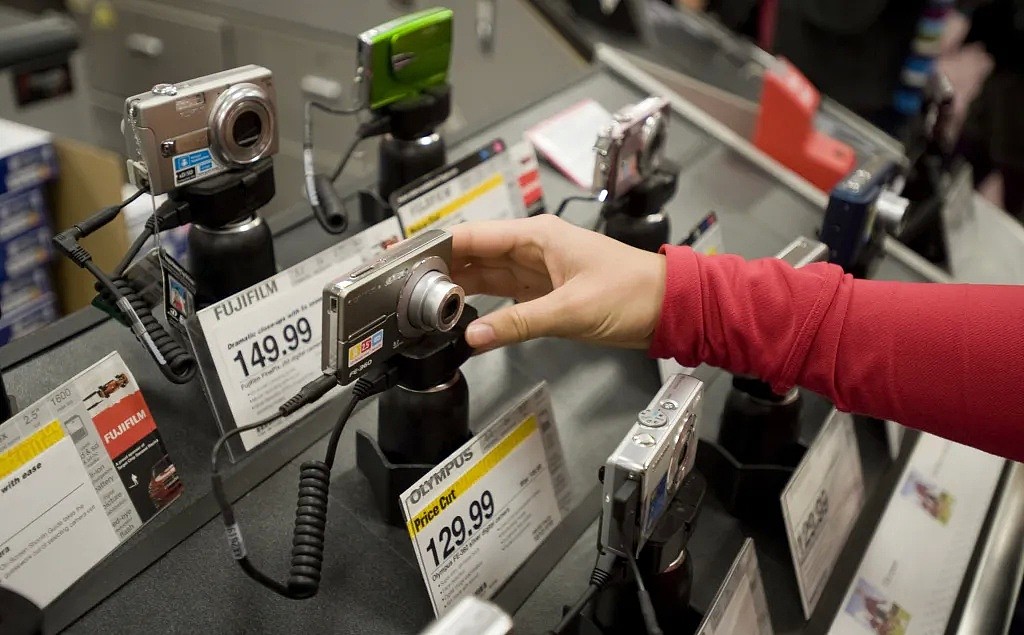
left=357, top=7, right=453, bottom=111
left=322, top=229, right=465, bottom=385
left=122, top=65, right=279, bottom=196
left=592, top=96, right=670, bottom=201
left=600, top=373, right=702, bottom=558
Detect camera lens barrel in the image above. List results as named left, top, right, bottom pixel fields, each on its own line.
left=407, top=270, right=465, bottom=332
left=209, top=82, right=275, bottom=167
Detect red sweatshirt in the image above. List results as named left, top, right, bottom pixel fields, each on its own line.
left=649, top=246, right=1024, bottom=463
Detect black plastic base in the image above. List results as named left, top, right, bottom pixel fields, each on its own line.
left=188, top=216, right=277, bottom=309
left=376, top=84, right=452, bottom=206
left=0, top=587, right=44, bottom=635
left=567, top=472, right=707, bottom=634
left=601, top=168, right=678, bottom=252
left=356, top=307, right=478, bottom=526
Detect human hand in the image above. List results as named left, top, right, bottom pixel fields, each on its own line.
left=449, top=215, right=666, bottom=352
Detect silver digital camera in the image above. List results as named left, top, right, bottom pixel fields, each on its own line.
left=122, top=65, right=279, bottom=196
left=322, top=229, right=465, bottom=385
left=419, top=596, right=513, bottom=635
left=592, top=96, right=670, bottom=201
left=775, top=236, right=828, bottom=268
left=600, top=373, right=702, bottom=558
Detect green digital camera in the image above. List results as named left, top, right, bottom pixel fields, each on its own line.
left=357, top=7, right=453, bottom=111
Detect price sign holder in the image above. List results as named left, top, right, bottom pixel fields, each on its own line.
left=185, top=218, right=404, bottom=460
left=399, top=382, right=571, bottom=614
left=781, top=409, right=865, bottom=618
left=696, top=538, right=774, bottom=635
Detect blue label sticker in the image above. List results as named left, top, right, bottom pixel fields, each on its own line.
left=173, top=148, right=217, bottom=185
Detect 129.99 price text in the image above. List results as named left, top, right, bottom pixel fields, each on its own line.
left=425, top=490, right=495, bottom=568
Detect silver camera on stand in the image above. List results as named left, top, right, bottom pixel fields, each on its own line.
left=122, top=64, right=279, bottom=196
left=322, top=229, right=466, bottom=385
left=600, top=373, right=702, bottom=558
left=592, top=96, right=670, bottom=202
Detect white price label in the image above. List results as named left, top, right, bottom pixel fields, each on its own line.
left=194, top=218, right=403, bottom=451
left=697, top=539, right=774, bottom=635
left=781, top=410, right=865, bottom=618
left=0, top=352, right=179, bottom=607
left=829, top=433, right=1003, bottom=635
left=400, top=383, right=570, bottom=613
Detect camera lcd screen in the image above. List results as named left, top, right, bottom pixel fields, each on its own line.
left=389, top=138, right=526, bottom=237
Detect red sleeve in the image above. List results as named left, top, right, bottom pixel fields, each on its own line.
left=649, top=245, right=1024, bottom=462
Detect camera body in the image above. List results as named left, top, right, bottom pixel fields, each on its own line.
left=357, top=7, right=453, bottom=111
left=600, top=373, right=702, bottom=558
left=419, top=596, right=513, bottom=635
left=122, top=65, right=279, bottom=196
left=322, top=229, right=465, bottom=385
left=821, top=155, right=907, bottom=272
left=593, top=96, right=669, bottom=201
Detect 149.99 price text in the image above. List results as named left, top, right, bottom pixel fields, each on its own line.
left=231, top=317, right=313, bottom=378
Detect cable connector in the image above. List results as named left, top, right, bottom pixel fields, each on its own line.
left=148, top=197, right=193, bottom=232
left=356, top=114, right=392, bottom=140
left=350, top=365, right=401, bottom=401
left=52, top=231, right=91, bottom=268
left=279, top=374, right=339, bottom=416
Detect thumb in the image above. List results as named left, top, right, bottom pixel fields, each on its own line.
left=464, top=291, right=569, bottom=351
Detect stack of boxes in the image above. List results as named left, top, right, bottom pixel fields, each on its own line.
left=0, top=120, right=61, bottom=345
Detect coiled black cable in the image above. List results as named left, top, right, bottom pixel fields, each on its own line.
left=96, top=277, right=197, bottom=384
left=211, top=370, right=396, bottom=599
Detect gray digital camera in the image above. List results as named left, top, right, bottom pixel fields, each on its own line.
left=122, top=64, right=279, bottom=196
left=322, top=229, right=465, bottom=385
left=592, top=96, right=670, bottom=201
left=600, top=373, right=702, bottom=558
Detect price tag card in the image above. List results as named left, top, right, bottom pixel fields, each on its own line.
left=510, top=140, right=546, bottom=216
left=526, top=99, right=611, bottom=189
left=697, top=538, right=774, bottom=635
left=400, top=383, right=571, bottom=613
left=828, top=433, right=1003, bottom=635
left=189, top=218, right=403, bottom=456
left=390, top=138, right=526, bottom=237
left=0, top=352, right=180, bottom=607
left=781, top=409, right=865, bottom=618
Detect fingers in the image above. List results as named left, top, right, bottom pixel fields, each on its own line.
left=465, top=287, right=572, bottom=351
left=452, top=263, right=553, bottom=299
left=449, top=215, right=564, bottom=266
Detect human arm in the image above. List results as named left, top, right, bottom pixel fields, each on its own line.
left=449, top=216, right=1024, bottom=462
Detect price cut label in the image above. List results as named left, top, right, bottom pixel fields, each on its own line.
left=190, top=218, right=403, bottom=454
left=781, top=410, right=865, bottom=618
left=400, top=383, right=570, bottom=613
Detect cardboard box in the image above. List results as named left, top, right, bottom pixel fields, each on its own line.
left=0, top=119, right=59, bottom=196
left=0, top=185, right=49, bottom=240
left=0, top=292, right=58, bottom=345
left=1, top=267, right=53, bottom=313
left=0, top=223, right=51, bottom=282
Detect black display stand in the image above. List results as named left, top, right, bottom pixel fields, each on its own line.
left=601, top=165, right=678, bottom=253
left=362, top=85, right=452, bottom=225
left=697, top=377, right=806, bottom=535
left=356, top=306, right=478, bottom=526
left=570, top=472, right=707, bottom=634
left=0, top=587, right=44, bottom=635
left=170, top=158, right=278, bottom=308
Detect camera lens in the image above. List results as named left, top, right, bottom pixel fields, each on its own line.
left=209, top=82, right=275, bottom=166
left=232, top=110, right=263, bottom=148
left=407, top=270, right=465, bottom=332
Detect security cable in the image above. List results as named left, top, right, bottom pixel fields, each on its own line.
left=627, top=550, right=663, bottom=635
left=53, top=189, right=198, bottom=384
left=303, top=100, right=391, bottom=235
left=553, top=194, right=602, bottom=218
left=210, top=368, right=397, bottom=599
left=549, top=549, right=621, bottom=634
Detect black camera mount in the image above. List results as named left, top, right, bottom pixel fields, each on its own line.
left=356, top=304, right=477, bottom=526
left=573, top=472, right=707, bottom=634
left=362, top=84, right=452, bottom=226
left=600, top=162, right=679, bottom=253
left=0, top=586, right=43, bottom=635
left=170, top=157, right=278, bottom=308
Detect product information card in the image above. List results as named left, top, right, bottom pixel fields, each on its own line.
left=0, top=352, right=180, bottom=607
left=696, top=538, right=774, bottom=635
left=781, top=409, right=865, bottom=618
left=400, top=383, right=570, bottom=614
left=191, top=218, right=403, bottom=454
left=828, top=433, right=1003, bottom=635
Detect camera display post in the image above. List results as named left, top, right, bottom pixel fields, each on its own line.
left=599, top=166, right=678, bottom=253
left=362, top=84, right=453, bottom=225
left=171, top=159, right=278, bottom=308
left=356, top=305, right=478, bottom=526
